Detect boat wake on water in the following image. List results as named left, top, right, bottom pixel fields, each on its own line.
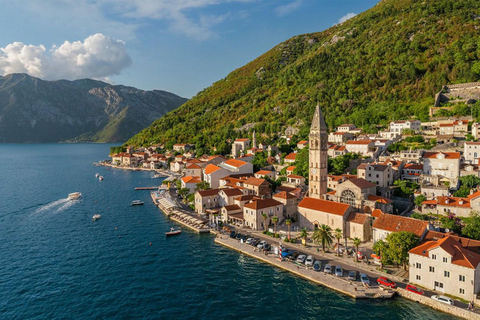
left=34, top=198, right=77, bottom=214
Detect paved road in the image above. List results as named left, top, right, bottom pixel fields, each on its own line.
left=228, top=228, right=479, bottom=314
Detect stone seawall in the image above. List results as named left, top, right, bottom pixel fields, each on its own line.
left=397, top=288, right=480, bottom=320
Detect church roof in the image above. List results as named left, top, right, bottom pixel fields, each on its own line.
left=310, top=104, right=327, bottom=132
left=348, top=178, right=376, bottom=189
left=298, top=197, right=350, bottom=216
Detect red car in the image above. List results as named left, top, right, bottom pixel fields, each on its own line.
left=406, top=284, right=424, bottom=295
left=377, top=277, right=396, bottom=288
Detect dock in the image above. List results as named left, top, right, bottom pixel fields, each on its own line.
left=214, top=235, right=396, bottom=300
left=151, top=191, right=211, bottom=233
left=135, top=187, right=159, bottom=190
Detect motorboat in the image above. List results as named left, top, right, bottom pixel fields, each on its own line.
left=68, top=192, right=82, bottom=200
left=92, top=214, right=101, bottom=222
left=95, top=173, right=99, bottom=178
left=131, top=200, right=144, bottom=206
left=99, top=176, right=104, bottom=181
left=165, top=228, right=181, bottom=236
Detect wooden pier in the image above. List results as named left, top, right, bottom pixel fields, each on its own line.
left=135, top=187, right=159, bottom=190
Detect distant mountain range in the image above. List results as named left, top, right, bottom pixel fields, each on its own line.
left=126, top=0, right=480, bottom=151
left=0, top=74, right=187, bottom=143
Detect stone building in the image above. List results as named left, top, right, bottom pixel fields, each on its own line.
left=309, top=104, right=328, bottom=199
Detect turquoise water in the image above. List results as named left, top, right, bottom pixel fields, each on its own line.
left=0, top=144, right=456, bottom=319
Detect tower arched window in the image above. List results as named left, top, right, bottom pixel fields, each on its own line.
left=340, top=190, right=356, bottom=207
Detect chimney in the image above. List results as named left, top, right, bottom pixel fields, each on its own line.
left=445, top=199, right=449, bottom=204
left=459, top=200, right=464, bottom=205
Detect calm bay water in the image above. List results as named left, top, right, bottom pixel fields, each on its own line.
left=0, top=144, right=456, bottom=319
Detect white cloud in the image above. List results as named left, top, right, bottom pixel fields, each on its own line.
left=337, top=12, right=357, bottom=24
left=0, top=34, right=132, bottom=81
left=275, top=0, right=303, bottom=17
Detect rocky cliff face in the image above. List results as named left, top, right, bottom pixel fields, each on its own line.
left=0, top=74, right=187, bottom=143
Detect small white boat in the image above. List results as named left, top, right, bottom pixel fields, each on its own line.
left=131, top=200, right=144, bottom=206
left=99, top=176, right=104, bottom=181
left=95, top=173, right=99, bottom=178
left=166, top=228, right=181, bottom=236
left=68, top=192, right=82, bottom=200
left=92, top=214, right=101, bottom=222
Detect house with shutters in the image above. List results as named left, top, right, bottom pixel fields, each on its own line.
left=243, top=199, right=284, bottom=230
left=194, top=189, right=220, bottom=215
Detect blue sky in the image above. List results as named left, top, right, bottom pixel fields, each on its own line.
left=0, top=0, right=378, bottom=98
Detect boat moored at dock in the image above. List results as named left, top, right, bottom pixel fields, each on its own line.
left=165, top=228, right=181, bottom=236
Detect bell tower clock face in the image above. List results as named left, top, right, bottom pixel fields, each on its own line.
left=313, top=169, right=317, bottom=174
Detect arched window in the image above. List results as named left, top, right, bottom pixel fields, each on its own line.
left=340, top=189, right=356, bottom=206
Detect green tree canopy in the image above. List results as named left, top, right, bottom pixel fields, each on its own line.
left=385, top=231, right=419, bottom=270
left=462, top=212, right=480, bottom=240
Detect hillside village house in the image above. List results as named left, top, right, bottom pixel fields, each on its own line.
left=345, top=140, right=376, bottom=157
left=328, top=132, right=354, bottom=145
left=203, top=164, right=228, bottom=189
left=218, top=188, right=244, bottom=207
left=422, top=151, right=461, bottom=189
left=356, top=163, right=394, bottom=197
left=297, top=140, right=308, bottom=149
left=472, top=122, right=480, bottom=139
left=328, top=144, right=347, bottom=158
left=173, top=143, right=191, bottom=152
left=460, top=163, right=480, bottom=178
left=346, top=212, right=372, bottom=242
left=337, top=124, right=357, bottom=132
left=438, top=120, right=468, bottom=136
left=464, top=142, right=480, bottom=163
left=219, top=159, right=253, bottom=175
left=389, top=120, right=421, bottom=133
left=243, top=177, right=272, bottom=198
left=286, top=166, right=296, bottom=175
left=254, top=170, right=275, bottom=180
left=194, top=189, right=220, bottom=215
left=243, top=199, right=283, bottom=230
left=327, top=174, right=357, bottom=191
left=372, top=213, right=430, bottom=243
left=409, top=235, right=480, bottom=302
left=184, top=163, right=203, bottom=178
left=181, top=176, right=202, bottom=193
left=401, top=163, right=423, bottom=182
left=284, top=174, right=306, bottom=187
left=284, top=152, right=297, bottom=164
left=221, top=205, right=243, bottom=225
left=421, top=190, right=480, bottom=218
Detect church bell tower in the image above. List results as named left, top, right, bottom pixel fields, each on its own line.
left=309, top=104, right=328, bottom=199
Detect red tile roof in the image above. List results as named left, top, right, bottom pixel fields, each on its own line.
left=465, top=142, right=480, bottom=145
left=367, top=195, right=392, bottom=204
left=284, top=152, right=297, bottom=160
left=372, top=214, right=429, bottom=237
left=244, top=198, right=283, bottom=210
left=298, top=197, right=350, bottom=216
left=422, top=152, right=460, bottom=159
left=273, top=191, right=297, bottom=200
left=347, top=212, right=368, bottom=224
left=186, top=164, right=202, bottom=169
left=225, top=159, right=248, bottom=168
left=181, top=176, right=202, bottom=184
left=235, top=138, right=250, bottom=142
left=437, top=196, right=471, bottom=208
left=255, top=170, right=273, bottom=176
left=404, top=163, right=423, bottom=170
left=346, top=139, right=372, bottom=145
left=287, top=174, right=304, bottom=179
left=286, top=166, right=296, bottom=171
left=244, top=177, right=269, bottom=187
left=234, top=195, right=259, bottom=202
left=371, top=209, right=384, bottom=218
left=298, top=140, right=308, bottom=145
left=439, top=123, right=454, bottom=127
left=224, top=204, right=242, bottom=212
left=205, top=164, right=221, bottom=174
left=409, top=236, right=480, bottom=269
left=349, top=178, right=376, bottom=189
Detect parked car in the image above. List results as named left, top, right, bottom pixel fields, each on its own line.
left=324, top=264, right=332, bottom=274
left=296, top=254, right=307, bottom=264
left=313, top=260, right=322, bottom=272
left=406, top=284, right=424, bottom=295
left=257, top=240, right=267, bottom=249
left=281, top=249, right=292, bottom=258
left=377, top=277, right=396, bottom=288
left=335, top=266, right=343, bottom=277
left=347, top=270, right=358, bottom=281
left=431, top=295, right=454, bottom=305
left=305, top=255, right=314, bottom=267
left=235, top=233, right=243, bottom=239
left=288, top=251, right=300, bottom=261
left=241, top=235, right=248, bottom=242
left=360, top=273, right=370, bottom=286
left=263, top=243, right=271, bottom=251
left=245, top=238, right=254, bottom=245
left=251, top=239, right=260, bottom=246
left=229, top=231, right=236, bottom=238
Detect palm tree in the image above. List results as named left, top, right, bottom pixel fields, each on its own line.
left=285, top=219, right=292, bottom=240
left=261, top=213, right=268, bottom=232
left=373, top=239, right=388, bottom=269
left=334, top=228, right=343, bottom=256
left=352, top=237, right=362, bottom=262
left=272, top=216, right=279, bottom=237
left=312, top=224, right=333, bottom=252
left=299, top=228, right=309, bottom=245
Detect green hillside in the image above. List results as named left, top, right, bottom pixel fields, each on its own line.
left=127, top=0, right=480, bottom=152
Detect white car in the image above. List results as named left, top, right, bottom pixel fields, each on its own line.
left=335, top=266, right=343, bottom=277
left=245, top=238, right=254, bottom=245
left=324, top=264, right=332, bottom=274
left=296, top=254, right=307, bottom=264
left=360, top=273, right=370, bottom=286
left=257, top=240, right=267, bottom=249
left=431, top=295, right=454, bottom=305
left=305, top=255, right=314, bottom=267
